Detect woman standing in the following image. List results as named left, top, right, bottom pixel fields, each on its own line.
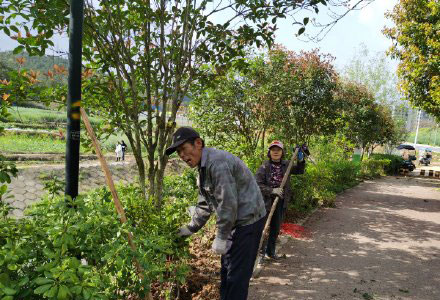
left=255, top=141, right=307, bottom=259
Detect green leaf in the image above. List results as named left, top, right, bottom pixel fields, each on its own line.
left=44, top=285, right=58, bottom=298
left=1, top=287, right=16, bottom=296
left=82, top=288, right=91, bottom=300
left=57, top=285, right=69, bottom=300
left=34, top=284, right=52, bottom=294
left=9, top=25, right=18, bottom=33
left=70, top=285, right=82, bottom=295
left=12, top=45, right=24, bottom=55
left=6, top=264, right=17, bottom=271
left=18, top=276, right=29, bottom=287
left=2, top=296, right=14, bottom=300
left=35, top=277, right=53, bottom=285
left=298, top=27, right=305, bottom=35
left=303, top=17, right=309, bottom=25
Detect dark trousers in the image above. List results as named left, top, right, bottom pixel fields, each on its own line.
left=220, top=216, right=265, bottom=300
left=265, top=198, right=284, bottom=257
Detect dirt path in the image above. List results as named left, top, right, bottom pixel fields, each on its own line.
left=249, top=177, right=440, bottom=300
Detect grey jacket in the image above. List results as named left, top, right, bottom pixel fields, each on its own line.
left=187, top=148, right=266, bottom=240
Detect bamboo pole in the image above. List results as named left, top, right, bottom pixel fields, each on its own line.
left=80, top=108, right=153, bottom=300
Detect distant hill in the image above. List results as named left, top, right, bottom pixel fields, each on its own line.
left=0, top=51, right=68, bottom=84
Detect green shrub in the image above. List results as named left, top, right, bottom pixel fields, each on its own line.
left=0, top=181, right=195, bottom=299
left=370, top=153, right=403, bottom=175
left=290, top=159, right=360, bottom=213
left=359, top=159, right=390, bottom=178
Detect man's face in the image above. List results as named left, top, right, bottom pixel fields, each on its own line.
left=176, top=139, right=203, bottom=168
left=269, top=146, right=283, bottom=162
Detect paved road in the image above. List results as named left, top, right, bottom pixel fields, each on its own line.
left=405, top=143, right=440, bottom=153
left=249, top=177, right=440, bottom=300
left=5, top=160, right=137, bottom=218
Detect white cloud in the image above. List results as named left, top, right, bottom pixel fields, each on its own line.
left=357, top=0, right=397, bottom=26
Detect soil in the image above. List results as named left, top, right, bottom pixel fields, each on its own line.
left=248, top=176, right=440, bottom=300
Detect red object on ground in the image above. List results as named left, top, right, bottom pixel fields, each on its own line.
left=280, top=223, right=310, bottom=239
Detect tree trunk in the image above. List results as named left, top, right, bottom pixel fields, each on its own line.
left=360, top=146, right=366, bottom=161
left=154, top=155, right=168, bottom=209
left=126, top=130, right=146, bottom=197
left=261, top=129, right=266, bottom=157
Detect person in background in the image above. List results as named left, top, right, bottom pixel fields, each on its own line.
left=255, top=141, right=309, bottom=260
left=120, top=140, right=127, bottom=161
left=115, top=142, right=122, bottom=161
left=168, top=126, right=266, bottom=300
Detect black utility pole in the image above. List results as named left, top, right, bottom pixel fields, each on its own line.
left=65, top=0, right=84, bottom=199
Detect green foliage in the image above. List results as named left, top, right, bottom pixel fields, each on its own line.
left=265, top=47, right=341, bottom=145
left=0, top=51, right=68, bottom=86
left=0, top=156, right=18, bottom=215
left=0, top=0, right=343, bottom=204
left=40, top=172, right=65, bottom=199
left=289, top=139, right=361, bottom=212
left=190, top=54, right=271, bottom=161
left=0, top=181, right=195, bottom=299
left=337, top=81, right=398, bottom=155
left=0, top=67, right=47, bottom=106
left=384, top=0, right=440, bottom=119
left=370, top=154, right=403, bottom=175
left=0, top=97, right=18, bottom=208
left=290, top=160, right=360, bottom=212
left=191, top=47, right=341, bottom=165
left=359, top=159, right=390, bottom=179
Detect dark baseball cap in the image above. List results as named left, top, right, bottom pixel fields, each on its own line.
left=165, top=127, right=200, bottom=155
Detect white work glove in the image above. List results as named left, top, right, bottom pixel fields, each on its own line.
left=211, top=237, right=228, bottom=255
left=177, top=226, right=193, bottom=238
left=271, top=187, right=284, bottom=198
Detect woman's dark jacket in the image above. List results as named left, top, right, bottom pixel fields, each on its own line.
left=255, top=160, right=304, bottom=211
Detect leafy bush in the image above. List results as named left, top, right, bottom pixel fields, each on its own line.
left=290, top=159, right=360, bottom=213
left=0, top=155, right=17, bottom=211
left=0, top=181, right=196, bottom=299
left=369, top=153, right=403, bottom=175
left=359, top=159, right=390, bottom=178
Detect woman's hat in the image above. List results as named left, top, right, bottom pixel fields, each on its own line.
left=268, top=140, right=284, bottom=150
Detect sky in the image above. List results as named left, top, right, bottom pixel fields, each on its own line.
left=274, top=0, right=399, bottom=70
left=0, top=0, right=398, bottom=71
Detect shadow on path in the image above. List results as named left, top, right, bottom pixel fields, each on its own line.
left=249, top=177, right=440, bottom=300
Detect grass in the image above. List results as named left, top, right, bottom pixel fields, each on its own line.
left=1, top=107, right=140, bottom=154
left=6, top=106, right=66, bottom=124
left=0, top=133, right=85, bottom=153
left=0, top=130, right=128, bottom=154
left=3, top=107, right=102, bottom=127
left=408, top=127, right=440, bottom=146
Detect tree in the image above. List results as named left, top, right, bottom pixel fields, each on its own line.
left=189, top=55, right=274, bottom=170
left=262, top=46, right=341, bottom=146
left=384, top=0, right=440, bottom=118
left=191, top=47, right=342, bottom=166
left=343, top=43, right=400, bottom=107
left=337, top=81, right=398, bottom=159
left=0, top=0, right=377, bottom=205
